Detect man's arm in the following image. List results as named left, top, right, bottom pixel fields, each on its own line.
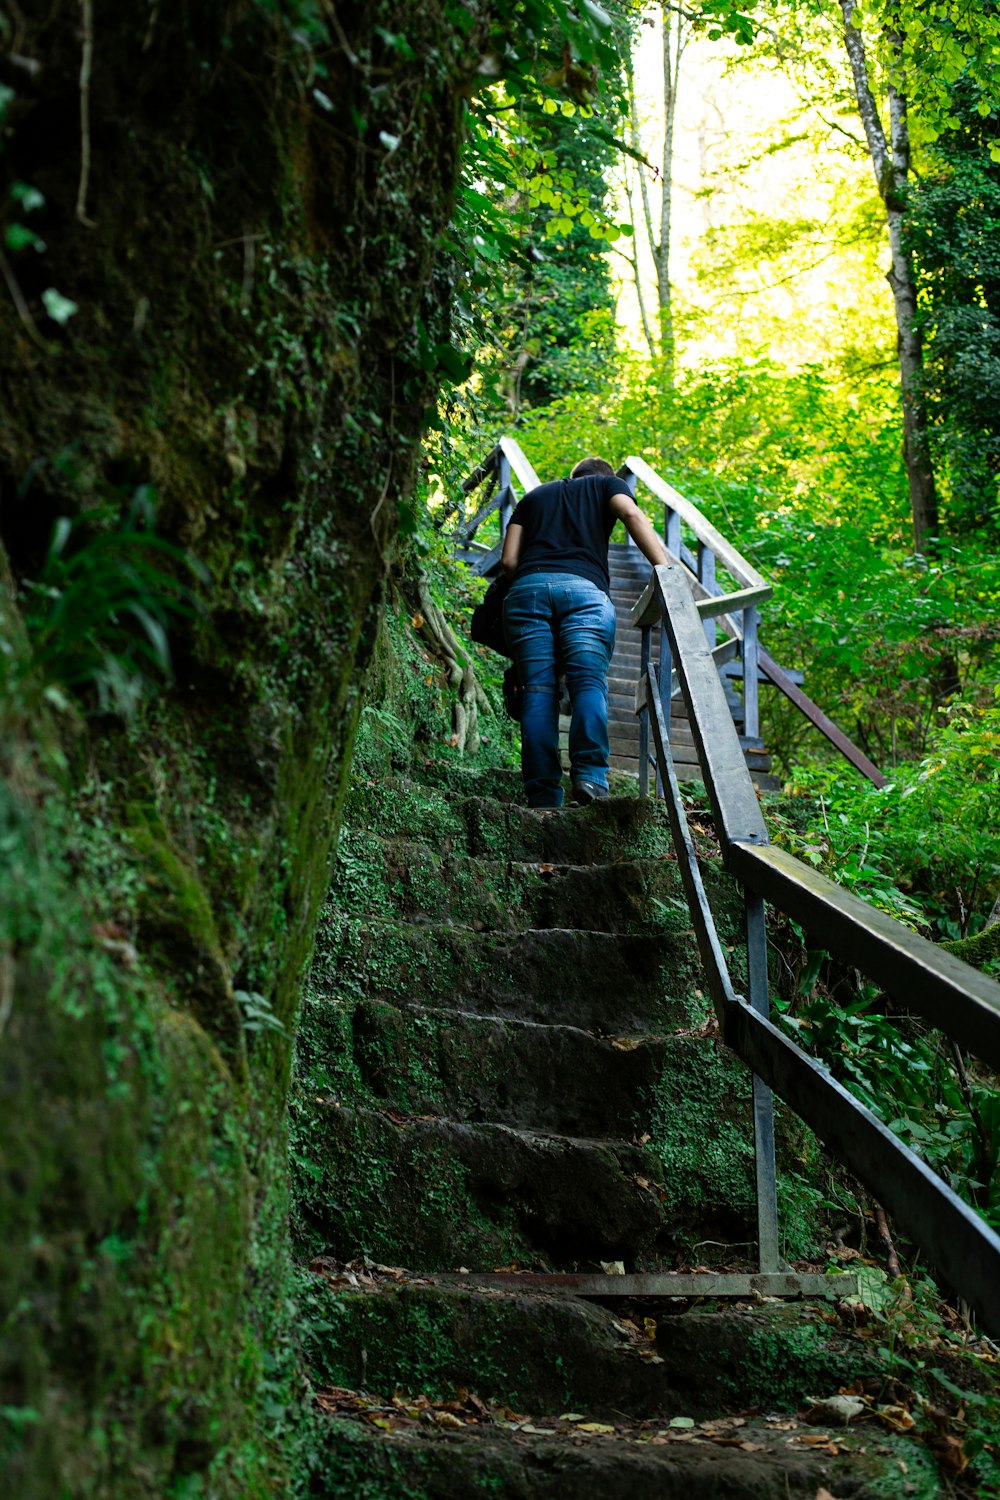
left=609, top=493, right=669, bottom=567
left=501, top=522, right=524, bottom=577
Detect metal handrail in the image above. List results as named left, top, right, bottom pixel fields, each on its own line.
left=635, top=556, right=1000, bottom=1338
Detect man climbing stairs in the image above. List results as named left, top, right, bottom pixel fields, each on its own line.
left=292, top=760, right=938, bottom=1497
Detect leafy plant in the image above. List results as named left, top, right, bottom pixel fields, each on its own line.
left=10, top=487, right=205, bottom=720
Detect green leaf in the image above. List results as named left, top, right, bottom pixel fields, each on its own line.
left=11, top=182, right=44, bottom=212
left=5, top=222, right=42, bottom=252
left=433, top=343, right=472, bottom=383
left=41, top=288, right=79, bottom=324
left=581, top=0, right=612, bottom=28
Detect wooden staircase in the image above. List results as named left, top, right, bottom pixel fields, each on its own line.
left=559, top=543, right=779, bottom=789
left=461, top=438, right=884, bottom=794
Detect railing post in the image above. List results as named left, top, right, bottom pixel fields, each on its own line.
left=656, top=619, right=671, bottom=799
left=746, top=890, right=780, bottom=1272
left=499, top=485, right=514, bottom=544
left=497, top=449, right=512, bottom=550
left=742, top=604, right=760, bottom=741
left=697, top=542, right=716, bottom=649
left=664, top=506, right=681, bottom=559
left=619, top=468, right=638, bottom=549
left=639, top=625, right=651, bottom=798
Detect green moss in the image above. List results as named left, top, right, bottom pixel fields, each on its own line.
left=945, top=921, right=1000, bottom=971
left=641, top=1036, right=756, bottom=1249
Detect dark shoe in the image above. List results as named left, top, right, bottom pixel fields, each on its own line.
left=571, top=780, right=609, bottom=805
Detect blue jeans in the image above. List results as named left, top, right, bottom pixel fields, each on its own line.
left=503, top=572, right=616, bottom=807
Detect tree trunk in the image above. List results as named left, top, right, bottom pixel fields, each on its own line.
left=655, top=2, right=684, bottom=377
left=625, top=43, right=660, bottom=360
left=839, top=0, right=940, bottom=553
left=624, top=4, right=688, bottom=374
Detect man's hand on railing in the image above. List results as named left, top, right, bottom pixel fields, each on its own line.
left=609, top=493, right=669, bottom=567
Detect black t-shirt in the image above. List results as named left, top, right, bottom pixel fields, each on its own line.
left=509, top=474, right=632, bottom=593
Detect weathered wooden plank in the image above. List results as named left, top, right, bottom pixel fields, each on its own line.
left=461, top=443, right=500, bottom=494
left=462, top=482, right=512, bottom=545
left=647, top=664, right=737, bottom=1025
left=724, top=1000, right=1000, bottom=1340
left=429, top=1270, right=857, bottom=1300
left=498, top=435, right=542, bottom=493
left=466, top=538, right=503, bottom=576
left=695, top=586, right=772, bottom=621
left=651, top=561, right=768, bottom=853
left=622, top=455, right=770, bottom=592
left=759, top=648, right=886, bottom=788
left=667, top=638, right=739, bottom=700
left=730, top=842, right=1000, bottom=1072
left=631, top=576, right=771, bottom=631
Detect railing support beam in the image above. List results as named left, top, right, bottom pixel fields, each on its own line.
left=746, top=891, right=780, bottom=1273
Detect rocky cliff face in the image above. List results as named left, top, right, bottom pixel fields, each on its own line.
left=0, top=3, right=488, bottom=1492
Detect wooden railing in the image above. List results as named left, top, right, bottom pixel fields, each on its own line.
left=633, top=556, right=1000, bottom=1337
left=616, top=454, right=885, bottom=786
left=454, top=437, right=540, bottom=575
left=458, top=439, right=885, bottom=785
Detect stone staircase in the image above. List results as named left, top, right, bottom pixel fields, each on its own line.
left=293, top=763, right=933, bottom=1497
left=602, top=542, right=777, bottom=788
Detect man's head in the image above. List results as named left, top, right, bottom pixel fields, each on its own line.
left=571, top=456, right=615, bottom=479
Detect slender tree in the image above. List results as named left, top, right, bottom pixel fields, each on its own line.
left=624, top=3, right=691, bottom=375
left=838, top=0, right=939, bottom=552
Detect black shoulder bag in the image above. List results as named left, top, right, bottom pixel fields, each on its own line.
left=469, top=574, right=521, bottom=721
left=470, top=574, right=510, bottom=655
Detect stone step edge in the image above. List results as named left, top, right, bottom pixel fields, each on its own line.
left=348, top=918, right=684, bottom=942
left=319, top=1102, right=659, bottom=1165
left=353, top=841, right=682, bottom=877
left=347, top=995, right=691, bottom=1047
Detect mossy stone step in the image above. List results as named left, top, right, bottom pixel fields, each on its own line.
left=311, top=919, right=710, bottom=1033
left=295, top=1106, right=666, bottom=1269
left=304, top=1279, right=883, bottom=1421
left=344, top=781, right=670, bottom=864
left=298, top=997, right=669, bottom=1133
left=402, top=762, right=640, bottom=806
left=331, top=838, right=702, bottom=935
left=458, top=795, right=673, bottom=864
left=314, top=1414, right=928, bottom=1500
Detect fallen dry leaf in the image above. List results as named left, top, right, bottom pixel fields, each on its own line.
left=877, top=1404, right=916, bottom=1431
left=928, top=1433, right=969, bottom=1473
left=805, top=1395, right=865, bottom=1426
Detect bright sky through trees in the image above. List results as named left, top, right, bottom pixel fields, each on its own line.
left=615, top=12, right=896, bottom=371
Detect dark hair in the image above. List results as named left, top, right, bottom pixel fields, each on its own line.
left=570, top=456, right=615, bottom=478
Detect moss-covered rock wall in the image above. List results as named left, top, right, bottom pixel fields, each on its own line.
left=0, top=2, right=492, bottom=1493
